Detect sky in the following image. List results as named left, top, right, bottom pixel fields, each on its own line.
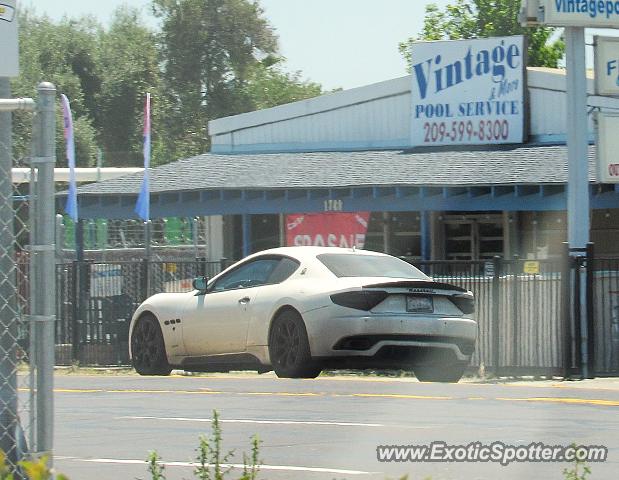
left=21, top=0, right=453, bottom=91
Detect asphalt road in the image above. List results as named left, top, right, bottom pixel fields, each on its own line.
left=47, top=373, right=619, bottom=480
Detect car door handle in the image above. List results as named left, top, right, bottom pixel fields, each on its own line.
left=238, top=296, right=251, bottom=304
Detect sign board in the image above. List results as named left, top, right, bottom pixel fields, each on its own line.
left=597, top=113, right=619, bottom=183
left=523, top=260, right=540, bottom=275
left=594, top=36, right=619, bottom=96
left=410, top=36, right=526, bottom=147
left=90, top=264, right=123, bottom=297
left=484, top=260, right=495, bottom=277
left=286, top=212, right=370, bottom=248
left=538, top=0, right=619, bottom=27
left=0, top=1, right=18, bottom=77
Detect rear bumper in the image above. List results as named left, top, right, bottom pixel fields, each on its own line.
left=303, top=306, right=477, bottom=362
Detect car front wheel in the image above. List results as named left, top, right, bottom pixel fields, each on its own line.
left=268, top=310, right=321, bottom=379
left=131, top=314, right=172, bottom=376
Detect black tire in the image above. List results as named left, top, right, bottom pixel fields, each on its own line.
left=414, top=363, right=467, bottom=383
left=131, top=314, right=172, bottom=376
left=268, top=310, right=321, bottom=379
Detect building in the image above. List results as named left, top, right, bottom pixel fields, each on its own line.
left=73, top=51, right=619, bottom=262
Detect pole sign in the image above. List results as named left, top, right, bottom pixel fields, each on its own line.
left=537, top=0, right=619, bottom=27
left=0, top=0, right=18, bottom=77
left=410, top=36, right=526, bottom=147
left=597, top=113, right=619, bottom=183
left=594, top=36, right=619, bottom=96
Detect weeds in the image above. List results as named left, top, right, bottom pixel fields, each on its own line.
left=0, top=451, right=68, bottom=480
left=148, top=410, right=261, bottom=480
left=563, top=444, right=591, bottom=480
left=147, top=451, right=166, bottom=480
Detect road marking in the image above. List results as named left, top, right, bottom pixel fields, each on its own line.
left=38, top=388, right=619, bottom=408
left=121, top=415, right=386, bottom=427
left=55, top=456, right=373, bottom=475
left=351, top=393, right=452, bottom=400
left=496, top=396, right=619, bottom=407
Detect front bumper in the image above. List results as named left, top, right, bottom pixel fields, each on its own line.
left=303, top=305, right=477, bottom=363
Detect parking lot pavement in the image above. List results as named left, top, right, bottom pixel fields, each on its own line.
left=48, top=372, right=619, bottom=480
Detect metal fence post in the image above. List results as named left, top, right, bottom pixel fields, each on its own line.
left=491, top=256, right=501, bottom=377
left=586, top=242, right=595, bottom=378
left=30, top=82, right=57, bottom=461
left=71, top=261, right=80, bottom=363
left=560, top=242, right=572, bottom=377
left=141, top=257, right=150, bottom=300
left=573, top=255, right=583, bottom=377
left=196, top=256, right=206, bottom=277
left=144, top=220, right=152, bottom=298
left=511, top=255, right=520, bottom=368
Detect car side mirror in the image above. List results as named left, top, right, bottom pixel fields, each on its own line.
left=192, top=276, right=208, bottom=293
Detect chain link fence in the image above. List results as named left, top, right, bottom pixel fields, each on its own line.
left=0, top=112, right=33, bottom=467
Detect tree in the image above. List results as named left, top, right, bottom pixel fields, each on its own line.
left=152, top=0, right=280, bottom=159
left=240, top=56, right=323, bottom=111
left=97, top=6, right=162, bottom=167
left=11, top=2, right=324, bottom=169
left=11, top=10, right=102, bottom=167
left=399, top=0, right=564, bottom=70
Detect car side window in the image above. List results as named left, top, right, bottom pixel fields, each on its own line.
left=267, top=257, right=300, bottom=284
left=211, top=258, right=280, bottom=292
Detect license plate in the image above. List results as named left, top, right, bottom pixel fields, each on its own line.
left=406, top=295, right=433, bottom=313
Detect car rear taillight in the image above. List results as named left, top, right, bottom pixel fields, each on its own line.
left=451, top=295, right=475, bottom=314
left=330, top=290, right=388, bottom=311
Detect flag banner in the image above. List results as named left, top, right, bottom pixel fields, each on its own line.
left=135, top=93, right=151, bottom=220
left=60, top=94, right=78, bottom=222
left=285, top=212, right=370, bottom=248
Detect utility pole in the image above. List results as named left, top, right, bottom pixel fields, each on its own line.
left=31, top=82, right=57, bottom=461
left=565, top=27, right=590, bottom=378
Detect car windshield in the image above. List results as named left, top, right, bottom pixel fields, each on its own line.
left=317, top=253, right=429, bottom=279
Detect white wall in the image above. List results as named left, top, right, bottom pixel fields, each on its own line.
left=209, top=68, right=619, bottom=154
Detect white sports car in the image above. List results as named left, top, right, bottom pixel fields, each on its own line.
left=129, top=246, right=477, bottom=382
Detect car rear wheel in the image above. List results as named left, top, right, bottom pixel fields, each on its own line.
left=131, top=314, right=172, bottom=376
left=269, top=310, right=321, bottom=379
left=414, top=363, right=467, bottom=383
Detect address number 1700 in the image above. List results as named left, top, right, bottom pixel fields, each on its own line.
left=423, top=119, right=510, bottom=143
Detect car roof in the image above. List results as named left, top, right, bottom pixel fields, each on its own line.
left=246, top=246, right=390, bottom=262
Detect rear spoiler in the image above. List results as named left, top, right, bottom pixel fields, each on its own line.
left=362, top=280, right=468, bottom=294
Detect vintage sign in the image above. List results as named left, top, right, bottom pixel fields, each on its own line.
left=0, top=1, right=18, bottom=77
left=286, top=212, right=370, bottom=248
left=538, top=0, right=619, bottom=28
left=410, top=36, right=525, bottom=147
left=597, top=113, right=619, bottom=183
left=594, top=36, right=619, bottom=96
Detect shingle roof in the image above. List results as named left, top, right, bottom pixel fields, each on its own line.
left=76, top=145, right=598, bottom=195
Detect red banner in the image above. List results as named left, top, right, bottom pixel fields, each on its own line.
left=286, top=212, right=370, bottom=248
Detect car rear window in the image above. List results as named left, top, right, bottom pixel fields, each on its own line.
left=317, top=253, right=429, bottom=279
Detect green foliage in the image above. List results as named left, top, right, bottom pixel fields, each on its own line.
left=96, top=6, right=162, bottom=167
left=0, top=452, right=68, bottom=480
left=11, top=1, right=322, bottom=169
left=152, top=0, right=280, bottom=161
left=240, top=59, right=322, bottom=112
left=563, top=444, right=592, bottom=480
left=149, top=410, right=261, bottom=480
left=239, top=435, right=260, bottom=480
left=11, top=9, right=102, bottom=166
left=399, top=0, right=564, bottom=70
left=147, top=451, right=166, bottom=480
